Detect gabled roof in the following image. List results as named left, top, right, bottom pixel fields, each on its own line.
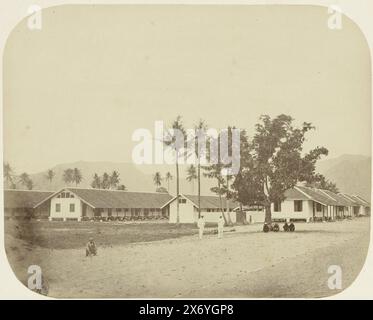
left=338, top=193, right=370, bottom=206
left=295, top=186, right=337, bottom=206
left=317, top=189, right=354, bottom=207
left=4, top=190, right=54, bottom=209
left=284, top=187, right=310, bottom=201
left=36, top=188, right=173, bottom=209
left=347, top=194, right=370, bottom=206
left=162, top=194, right=239, bottom=210
left=352, top=195, right=370, bottom=206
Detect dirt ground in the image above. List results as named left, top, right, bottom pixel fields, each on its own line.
left=5, top=218, right=370, bottom=298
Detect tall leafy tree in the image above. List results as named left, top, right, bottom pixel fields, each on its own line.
left=306, top=173, right=339, bottom=193
left=165, top=172, right=173, bottom=192
left=72, top=168, right=83, bottom=187
left=19, top=172, right=31, bottom=189
left=163, top=116, right=187, bottom=224
left=102, top=172, right=110, bottom=189
left=186, top=165, right=197, bottom=194
left=63, top=168, right=74, bottom=186
left=91, top=173, right=102, bottom=189
left=153, top=172, right=163, bottom=188
left=26, top=179, right=34, bottom=190
left=3, top=162, right=15, bottom=189
left=110, top=170, right=120, bottom=189
left=45, top=169, right=55, bottom=186
left=232, top=114, right=328, bottom=224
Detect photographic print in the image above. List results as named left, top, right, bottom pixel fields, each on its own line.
left=2, top=4, right=371, bottom=299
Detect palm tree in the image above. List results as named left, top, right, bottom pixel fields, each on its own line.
left=72, top=168, right=82, bottom=187
left=165, top=172, right=173, bottom=192
left=194, top=119, right=208, bottom=218
left=163, top=116, right=187, bottom=224
left=45, top=169, right=55, bottom=186
left=109, top=171, right=120, bottom=189
left=186, top=165, right=197, bottom=194
left=63, top=168, right=74, bottom=186
left=3, top=162, right=15, bottom=188
left=153, top=172, right=162, bottom=188
left=91, top=173, right=101, bottom=189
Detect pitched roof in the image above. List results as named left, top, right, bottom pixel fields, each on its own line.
left=295, top=186, right=337, bottom=206
left=181, top=194, right=239, bottom=210
left=4, top=190, right=54, bottom=209
left=62, top=188, right=173, bottom=209
left=283, top=188, right=310, bottom=200
left=318, top=189, right=355, bottom=206
left=352, top=195, right=370, bottom=206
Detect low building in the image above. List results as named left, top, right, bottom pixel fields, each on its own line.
left=164, top=194, right=238, bottom=223
left=3, top=189, right=53, bottom=219
left=244, top=186, right=370, bottom=223
left=36, top=188, right=173, bottom=221
left=339, top=193, right=371, bottom=216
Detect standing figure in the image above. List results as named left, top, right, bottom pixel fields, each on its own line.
left=217, top=215, right=224, bottom=239
left=197, top=215, right=205, bottom=240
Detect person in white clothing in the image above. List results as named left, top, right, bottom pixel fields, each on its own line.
left=197, top=216, right=205, bottom=239
left=217, top=215, right=224, bottom=239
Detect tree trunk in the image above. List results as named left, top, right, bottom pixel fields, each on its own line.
left=198, top=161, right=201, bottom=219
left=225, top=176, right=233, bottom=226
left=218, top=180, right=227, bottom=225
left=264, top=204, right=272, bottom=224
left=176, top=155, right=180, bottom=225
left=240, top=203, right=248, bottom=224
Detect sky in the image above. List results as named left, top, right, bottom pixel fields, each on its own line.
left=3, top=5, right=371, bottom=174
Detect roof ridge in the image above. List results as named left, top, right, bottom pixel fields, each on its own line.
left=3, top=189, right=54, bottom=193
left=65, top=187, right=170, bottom=195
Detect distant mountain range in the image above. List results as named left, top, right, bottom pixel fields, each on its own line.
left=316, top=154, right=371, bottom=200
left=20, top=154, right=371, bottom=200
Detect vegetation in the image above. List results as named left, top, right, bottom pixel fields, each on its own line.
left=91, top=171, right=125, bottom=190
left=165, top=172, right=173, bottom=192
left=153, top=172, right=163, bottom=189
left=163, top=116, right=187, bottom=224
left=232, top=114, right=329, bottom=223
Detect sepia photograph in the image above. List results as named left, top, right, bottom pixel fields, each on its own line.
left=1, top=4, right=371, bottom=300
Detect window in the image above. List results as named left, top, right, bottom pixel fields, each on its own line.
left=65, top=192, right=70, bottom=198
left=55, top=203, right=61, bottom=212
left=316, top=203, right=322, bottom=212
left=178, top=198, right=186, bottom=204
left=69, top=204, right=75, bottom=212
left=294, top=200, right=303, bottom=212
left=274, top=201, right=281, bottom=212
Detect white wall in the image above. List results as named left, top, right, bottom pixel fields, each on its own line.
left=246, top=200, right=313, bottom=223
left=50, top=196, right=82, bottom=220
left=168, top=198, right=236, bottom=224
left=169, top=199, right=197, bottom=223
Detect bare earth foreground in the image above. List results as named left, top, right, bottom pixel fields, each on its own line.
left=5, top=218, right=370, bottom=298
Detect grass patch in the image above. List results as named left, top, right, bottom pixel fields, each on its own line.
left=5, top=220, right=204, bottom=250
